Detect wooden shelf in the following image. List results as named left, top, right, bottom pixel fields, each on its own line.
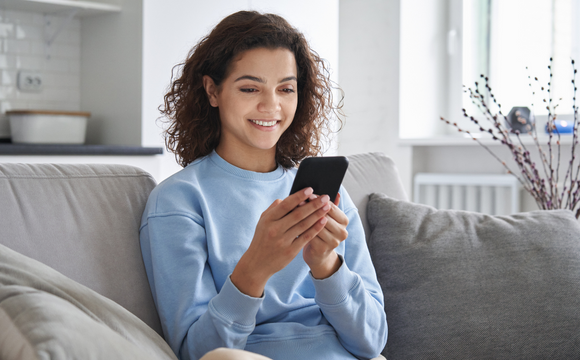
left=0, top=0, right=121, bottom=16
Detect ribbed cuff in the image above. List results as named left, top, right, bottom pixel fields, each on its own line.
left=311, top=255, right=360, bottom=306
left=209, top=275, right=264, bottom=327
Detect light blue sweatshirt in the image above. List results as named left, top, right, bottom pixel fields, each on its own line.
left=139, top=151, right=387, bottom=360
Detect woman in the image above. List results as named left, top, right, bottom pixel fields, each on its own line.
left=139, top=10, right=387, bottom=360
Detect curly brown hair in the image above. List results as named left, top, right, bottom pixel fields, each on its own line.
left=160, top=10, right=343, bottom=168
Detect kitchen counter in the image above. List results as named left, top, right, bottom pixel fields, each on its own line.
left=0, top=144, right=163, bottom=156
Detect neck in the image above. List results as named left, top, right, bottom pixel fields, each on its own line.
left=215, top=144, right=278, bottom=173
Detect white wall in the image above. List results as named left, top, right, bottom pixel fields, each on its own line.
left=142, top=0, right=340, bottom=181
left=81, top=0, right=142, bottom=146
left=399, top=0, right=450, bottom=139
left=337, top=0, right=413, bottom=196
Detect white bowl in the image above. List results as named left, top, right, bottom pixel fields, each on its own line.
left=8, top=110, right=90, bottom=144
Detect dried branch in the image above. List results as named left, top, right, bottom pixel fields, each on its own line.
left=441, top=59, right=580, bottom=218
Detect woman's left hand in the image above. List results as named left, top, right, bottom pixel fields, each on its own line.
left=303, top=193, right=349, bottom=279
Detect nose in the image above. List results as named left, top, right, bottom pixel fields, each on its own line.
left=258, top=90, right=281, bottom=113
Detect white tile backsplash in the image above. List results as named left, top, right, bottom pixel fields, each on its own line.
left=0, top=8, right=81, bottom=138
left=0, top=23, right=13, bottom=37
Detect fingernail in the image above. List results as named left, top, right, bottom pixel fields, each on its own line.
left=321, top=195, right=330, bottom=203
left=309, top=194, right=317, bottom=200
left=304, top=187, right=313, bottom=196
left=323, top=204, right=331, bottom=211
left=320, top=217, right=328, bottom=225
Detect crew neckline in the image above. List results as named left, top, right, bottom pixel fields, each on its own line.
left=208, top=150, right=286, bottom=181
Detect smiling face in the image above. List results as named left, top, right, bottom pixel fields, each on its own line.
left=203, top=47, right=298, bottom=172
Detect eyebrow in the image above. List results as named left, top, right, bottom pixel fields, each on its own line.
left=234, top=75, right=297, bottom=83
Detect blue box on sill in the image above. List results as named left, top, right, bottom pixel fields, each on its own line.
left=545, top=119, right=574, bottom=134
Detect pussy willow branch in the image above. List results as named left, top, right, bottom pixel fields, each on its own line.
left=564, top=60, right=580, bottom=210
left=548, top=62, right=563, bottom=207
left=441, top=60, right=580, bottom=218
left=479, top=76, right=551, bottom=202
left=526, top=68, right=552, bottom=184
left=526, top=64, right=564, bottom=208
left=480, top=77, right=549, bottom=205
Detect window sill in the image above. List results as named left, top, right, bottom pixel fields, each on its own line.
left=399, top=134, right=577, bottom=147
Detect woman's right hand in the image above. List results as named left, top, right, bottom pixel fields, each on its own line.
left=230, top=187, right=331, bottom=297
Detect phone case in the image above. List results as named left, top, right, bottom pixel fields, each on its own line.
left=289, top=156, right=349, bottom=202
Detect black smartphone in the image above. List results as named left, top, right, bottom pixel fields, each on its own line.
left=289, top=156, right=349, bottom=203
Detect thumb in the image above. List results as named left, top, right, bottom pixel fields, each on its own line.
left=266, top=199, right=283, bottom=211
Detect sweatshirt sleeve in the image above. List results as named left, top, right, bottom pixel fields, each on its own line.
left=310, top=188, right=388, bottom=359
left=140, top=212, right=263, bottom=360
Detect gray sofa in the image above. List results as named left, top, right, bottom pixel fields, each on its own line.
left=1, top=152, right=580, bottom=359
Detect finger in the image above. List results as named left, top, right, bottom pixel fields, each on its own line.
left=321, top=214, right=340, bottom=235
left=267, top=199, right=283, bottom=210
left=292, top=215, right=328, bottom=249
left=325, top=202, right=349, bottom=227
left=319, top=213, right=348, bottom=242
left=299, top=194, right=318, bottom=207
left=268, top=195, right=330, bottom=241
left=284, top=195, right=330, bottom=230
left=318, top=217, right=341, bottom=241
left=260, top=199, right=284, bottom=221
left=334, top=192, right=341, bottom=206
left=269, top=187, right=314, bottom=220
left=309, top=232, right=339, bottom=252
left=313, top=229, right=345, bottom=255
left=287, top=200, right=331, bottom=240
left=304, top=235, right=327, bottom=254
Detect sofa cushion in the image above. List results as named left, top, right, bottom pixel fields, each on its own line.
left=367, top=193, right=580, bottom=359
left=0, top=242, right=177, bottom=360
left=0, top=163, right=161, bottom=335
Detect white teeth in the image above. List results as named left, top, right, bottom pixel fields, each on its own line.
left=251, top=120, right=277, bottom=127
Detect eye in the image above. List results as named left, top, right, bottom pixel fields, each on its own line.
left=240, top=88, right=258, bottom=93
left=280, top=88, right=295, bottom=94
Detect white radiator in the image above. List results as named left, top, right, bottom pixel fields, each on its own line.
left=413, top=173, right=521, bottom=215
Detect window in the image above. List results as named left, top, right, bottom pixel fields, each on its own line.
left=463, top=0, right=578, bottom=121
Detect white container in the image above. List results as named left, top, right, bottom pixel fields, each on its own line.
left=0, top=115, right=9, bottom=140
left=8, top=110, right=90, bottom=144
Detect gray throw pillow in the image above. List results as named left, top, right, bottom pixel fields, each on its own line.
left=0, top=243, right=177, bottom=360
left=367, top=193, right=580, bottom=359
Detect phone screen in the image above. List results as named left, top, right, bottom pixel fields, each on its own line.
left=289, top=156, right=349, bottom=202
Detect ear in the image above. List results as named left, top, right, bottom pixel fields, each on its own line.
left=203, top=75, right=219, bottom=108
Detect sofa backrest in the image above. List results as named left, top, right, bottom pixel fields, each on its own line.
left=343, top=152, right=408, bottom=242
left=0, top=162, right=163, bottom=336
left=0, top=152, right=406, bottom=337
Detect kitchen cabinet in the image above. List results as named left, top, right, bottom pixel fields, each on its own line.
left=0, top=0, right=140, bottom=147
left=0, top=0, right=167, bottom=180
left=0, top=0, right=121, bottom=16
